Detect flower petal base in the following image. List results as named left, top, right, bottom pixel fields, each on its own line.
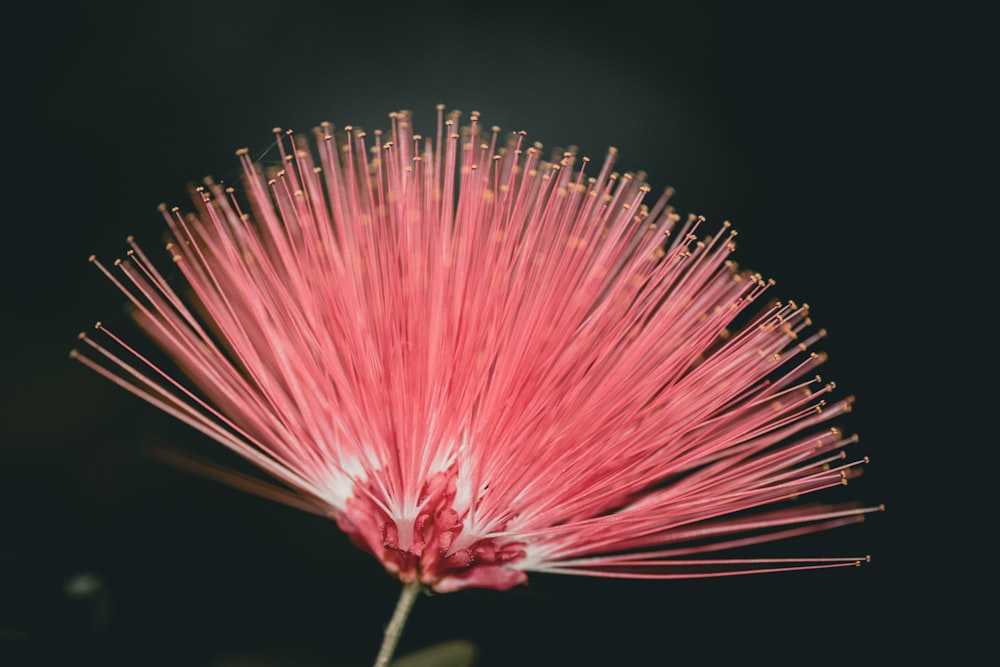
left=337, top=467, right=527, bottom=593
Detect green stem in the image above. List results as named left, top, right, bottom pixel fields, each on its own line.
left=373, top=580, right=422, bottom=667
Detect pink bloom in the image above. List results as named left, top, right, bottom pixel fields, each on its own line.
left=73, top=108, right=879, bottom=594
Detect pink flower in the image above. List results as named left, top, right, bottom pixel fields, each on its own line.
left=73, top=108, right=879, bottom=596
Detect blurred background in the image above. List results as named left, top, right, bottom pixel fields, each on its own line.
left=4, top=1, right=932, bottom=665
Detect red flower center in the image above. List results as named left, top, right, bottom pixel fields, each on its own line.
left=335, top=467, right=528, bottom=592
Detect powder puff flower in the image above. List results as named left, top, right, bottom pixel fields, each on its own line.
left=72, top=107, right=879, bottom=665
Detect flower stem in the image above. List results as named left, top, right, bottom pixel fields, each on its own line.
left=373, top=580, right=422, bottom=667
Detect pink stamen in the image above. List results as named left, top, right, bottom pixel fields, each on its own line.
left=74, top=108, right=878, bottom=593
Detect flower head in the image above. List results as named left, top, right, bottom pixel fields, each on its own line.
left=73, top=108, right=879, bottom=594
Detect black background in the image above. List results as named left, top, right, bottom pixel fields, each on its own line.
left=3, top=1, right=950, bottom=665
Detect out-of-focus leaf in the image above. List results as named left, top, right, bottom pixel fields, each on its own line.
left=391, top=639, right=478, bottom=667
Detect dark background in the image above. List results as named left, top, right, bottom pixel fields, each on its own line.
left=3, top=1, right=947, bottom=665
